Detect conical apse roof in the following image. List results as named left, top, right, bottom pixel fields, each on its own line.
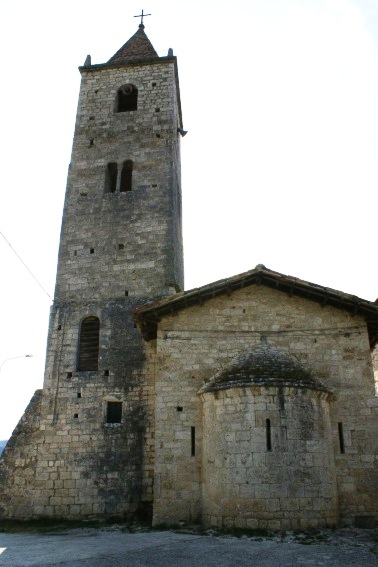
left=199, top=344, right=329, bottom=394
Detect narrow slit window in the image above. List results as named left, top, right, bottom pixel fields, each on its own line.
left=338, top=422, right=345, bottom=454
left=120, top=160, right=133, bottom=192
left=106, top=401, right=122, bottom=424
left=191, top=426, right=195, bottom=457
left=266, top=418, right=272, bottom=451
left=77, top=316, right=100, bottom=371
left=117, top=84, right=138, bottom=112
left=106, top=162, right=118, bottom=193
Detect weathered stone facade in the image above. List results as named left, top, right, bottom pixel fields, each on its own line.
left=0, top=26, right=377, bottom=529
left=135, top=269, right=378, bottom=529
left=0, top=25, right=183, bottom=522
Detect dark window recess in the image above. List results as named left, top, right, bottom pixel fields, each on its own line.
left=106, top=162, right=118, bottom=193
left=66, top=372, right=73, bottom=379
left=191, top=426, right=196, bottom=457
left=117, top=84, right=137, bottom=112
left=338, top=422, right=345, bottom=454
left=177, top=406, right=183, bottom=412
left=89, top=139, right=94, bottom=146
left=118, top=243, right=124, bottom=250
left=77, top=316, right=100, bottom=371
left=74, top=413, right=79, bottom=418
left=106, top=401, right=122, bottom=423
left=266, top=418, right=272, bottom=451
left=104, top=369, right=109, bottom=377
left=155, top=108, right=160, bottom=112
left=77, top=392, right=81, bottom=398
left=125, top=290, right=129, bottom=297
left=120, top=160, right=133, bottom=192
left=58, top=325, right=62, bottom=331
left=90, top=248, right=94, bottom=254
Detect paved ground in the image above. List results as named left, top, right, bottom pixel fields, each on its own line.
left=0, top=526, right=377, bottom=566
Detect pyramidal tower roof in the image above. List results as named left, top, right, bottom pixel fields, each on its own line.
left=107, top=24, right=159, bottom=65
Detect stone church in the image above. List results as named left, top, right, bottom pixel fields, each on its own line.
left=1, top=24, right=377, bottom=530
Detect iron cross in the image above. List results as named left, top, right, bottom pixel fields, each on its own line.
left=134, top=10, right=151, bottom=25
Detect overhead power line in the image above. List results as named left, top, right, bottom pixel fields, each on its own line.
left=0, top=231, right=52, bottom=302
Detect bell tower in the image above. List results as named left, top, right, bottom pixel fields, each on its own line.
left=56, top=23, right=184, bottom=303
left=0, top=23, right=184, bottom=521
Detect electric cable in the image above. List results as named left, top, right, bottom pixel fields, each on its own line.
left=0, top=230, right=52, bottom=301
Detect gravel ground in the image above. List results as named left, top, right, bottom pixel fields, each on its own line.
left=0, top=525, right=377, bottom=566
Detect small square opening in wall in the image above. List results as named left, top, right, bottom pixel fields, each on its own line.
left=156, top=134, right=161, bottom=138
left=152, top=184, right=157, bottom=188
left=177, top=406, right=183, bottom=412
left=74, top=414, right=79, bottom=419
left=104, top=369, right=109, bottom=377
left=77, top=392, right=81, bottom=398
left=125, top=290, right=129, bottom=297
left=155, top=108, right=160, bottom=112
left=152, top=82, right=157, bottom=87
left=66, top=372, right=73, bottom=379
left=118, top=244, right=124, bottom=250
left=90, top=248, right=94, bottom=254
left=106, top=401, right=122, bottom=424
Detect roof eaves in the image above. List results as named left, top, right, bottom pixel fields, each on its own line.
left=79, top=56, right=175, bottom=73
left=133, top=266, right=378, bottom=344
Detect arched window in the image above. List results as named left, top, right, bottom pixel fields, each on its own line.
left=117, top=84, right=138, bottom=112
left=78, top=316, right=100, bottom=371
left=105, top=162, right=118, bottom=193
left=120, top=160, right=133, bottom=192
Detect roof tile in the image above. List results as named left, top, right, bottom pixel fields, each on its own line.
left=107, top=25, right=158, bottom=65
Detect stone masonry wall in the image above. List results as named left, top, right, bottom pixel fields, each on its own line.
left=0, top=53, right=184, bottom=520
left=201, top=386, right=337, bottom=530
left=152, top=285, right=378, bottom=528
left=0, top=391, right=42, bottom=518
left=372, top=344, right=378, bottom=394
left=56, top=58, right=184, bottom=302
